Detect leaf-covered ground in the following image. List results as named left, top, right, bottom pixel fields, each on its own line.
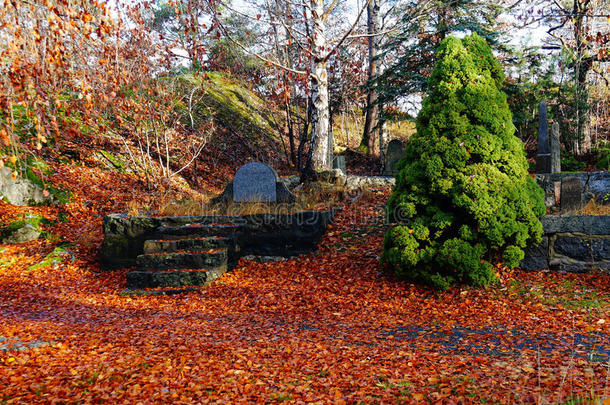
left=1, top=164, right=609, bottom=404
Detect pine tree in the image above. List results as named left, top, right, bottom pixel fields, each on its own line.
left=382, top=34, right=545, bottom=291
left=376, top=0, right=507, bottom=116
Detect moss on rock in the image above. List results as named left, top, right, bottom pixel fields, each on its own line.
left=0, top=213, right=46, bottom=243
left=28, top=247, right=69, bottom=271
left=98, top=150, right=127, bottom=172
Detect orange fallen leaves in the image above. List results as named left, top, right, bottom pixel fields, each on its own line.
left=0, top=165, right=609, bottom=403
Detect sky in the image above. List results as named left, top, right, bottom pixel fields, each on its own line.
left=108, top=0, right=551, bottom=48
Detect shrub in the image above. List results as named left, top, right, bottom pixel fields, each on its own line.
left=382, top=34, right=545, bottom=290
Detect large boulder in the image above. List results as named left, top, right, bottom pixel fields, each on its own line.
left=0, top=167, right=54, bottom=206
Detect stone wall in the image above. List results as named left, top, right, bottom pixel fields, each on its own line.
left=535, top=171, right=609, bottom=208
left=280, top=175, right=396, bottom=191
left=100, top=210, right=337, bottom=269
left=520, top=215, right=610, bottom=272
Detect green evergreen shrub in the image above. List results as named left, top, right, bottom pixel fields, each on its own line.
left=382, top=34, right=545, bottom=291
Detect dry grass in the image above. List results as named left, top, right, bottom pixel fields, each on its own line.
left=121, top=181, right=361, bottom=217
left=333, top=110, right=416, bottom=152
left=577, top=199, right=610, bottom=216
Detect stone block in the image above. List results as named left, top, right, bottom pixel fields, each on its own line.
left=541, top=215, right=610, bottom=235
left=554, top=236, right=609, bottom=262
left=233, top=162, right=278, bottom=203
left=383, top=139, right=404, bottom=176
left=332, top=155, right=346, bottom=174
left=519, top=237, right=549, bottom=270
left=561, top=177, right=583, bottom=213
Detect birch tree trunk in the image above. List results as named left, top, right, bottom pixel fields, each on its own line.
left=308, top=0, right=331, bottom=171
left=360, top=0, right=381, bottom=154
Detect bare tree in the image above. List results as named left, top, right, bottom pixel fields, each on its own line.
left=208, top=0, right=371, bottom=172
left=522, top=0, right=609, bottom=154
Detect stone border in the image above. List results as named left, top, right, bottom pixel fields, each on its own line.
left=535, top=171, right=609, bottom=208
left=100, top=210, right=337, bottom=270
left=520, top=215, right=610, bottom=272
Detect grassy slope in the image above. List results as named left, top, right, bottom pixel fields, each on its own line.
left=176, top=72, right=292, bottom=190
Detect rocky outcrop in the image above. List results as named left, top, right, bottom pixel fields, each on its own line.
left=0, top=214, right=45, bottom=244
left=0, top=167, right=52, bottom=206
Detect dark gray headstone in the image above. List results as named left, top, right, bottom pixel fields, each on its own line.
left=536, top=101, right=551, bottom=173
left=332, top=155, right=346, bottom=174
left=383, top=139, right=404, bottom=176
left=233, top=162, right=278, bottom=203
left=550, top=122, right=561, bottom=174
left=560, top=176, right=583, bottom=213
left=538, top=101, right=549, bottom=154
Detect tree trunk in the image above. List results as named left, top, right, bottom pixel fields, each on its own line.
left=573, top=0, right=592, bottom=155
left=308, top=0, right=331, bottom=171
left=378, top=100, right=386, bottom=168
left=285, top=98, right=296, bottom=165
left=359, top=0, right=380, bottom=154
left=297, top=95, right=312, bottom=171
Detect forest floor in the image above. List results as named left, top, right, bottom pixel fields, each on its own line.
left=0, top=163, right=609, bottom=404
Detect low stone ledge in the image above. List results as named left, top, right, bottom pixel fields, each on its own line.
left=520, top=215, right=610, bottom=272
left=280, top=174, right=396, bottom=191
left=345, top=175, right=395, bottom=190
left=100, top=209, right=337, bottom=270
left=541, top=215, right=610, bottom=235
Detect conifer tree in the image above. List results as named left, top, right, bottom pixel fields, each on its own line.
left=382, top=34, right=545, bottom=291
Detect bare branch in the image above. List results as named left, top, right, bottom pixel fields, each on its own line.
left=322, top=0, right=371, bottom=62
left=212, top=7, right=307, bottom=75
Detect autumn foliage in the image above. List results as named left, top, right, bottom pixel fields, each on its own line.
left=0, top=2, right=609, bottom=404
left=0, top=171, right=609, bottom=403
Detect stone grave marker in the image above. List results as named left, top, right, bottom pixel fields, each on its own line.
left=560, top=177, right=582, bottom=213
left=383, top=139, right=405, bottom=176
left=550, top=122, right=561, bottom=174
left=536, top=101, right=551, bottom=173
left=233, top=162, right=278, bottom=203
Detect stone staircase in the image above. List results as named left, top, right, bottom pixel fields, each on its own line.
left=126, top=218, right=244, bottom=290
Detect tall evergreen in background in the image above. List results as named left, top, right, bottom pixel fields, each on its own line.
left=376, top=0, right=506, bottom=117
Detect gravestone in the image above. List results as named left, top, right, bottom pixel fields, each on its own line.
left=233, top=162, right=278, bottom=203
left=536, top=101, right=551, bottom=173
left=383, top=139, right=405, bottom=176
left=550, top=122, right=561, bottom=174
left=560, top=177, right=582, bottom=213
left=332, top=155, right=346, bottom=174
left=211, top=162, right=296, bottom=206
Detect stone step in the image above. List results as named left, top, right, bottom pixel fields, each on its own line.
left=188, top=215, right=247, bottom=225
left=136, top=249, right=227, bottom=271
left=126, top=267, right=227, bottom=289
left=156, top=223, right=242, bottom=238
left=143, top=236, right=232, bottom=254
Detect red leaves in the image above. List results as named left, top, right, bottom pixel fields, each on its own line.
left=0, top=178, right=609, bottom=403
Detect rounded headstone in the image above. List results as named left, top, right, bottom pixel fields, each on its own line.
left=233, top=162, right=278, bottom=203
left=383, top=139, right=405, bottom=176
